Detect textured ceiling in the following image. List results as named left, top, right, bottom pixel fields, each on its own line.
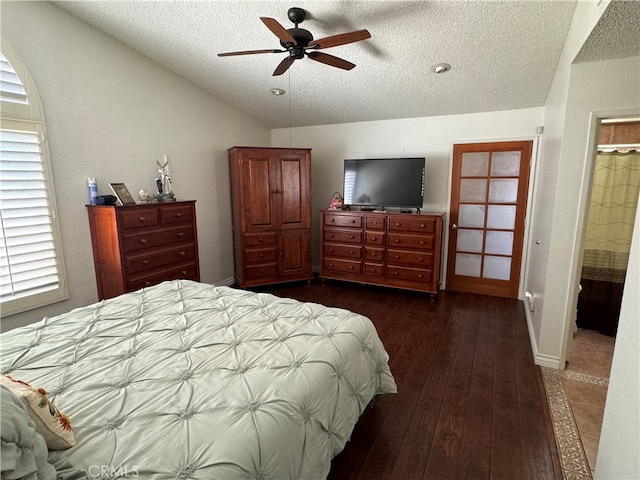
left=52, top=1, right=584, bottom=129
left=574, top=0, right=640, bottom=63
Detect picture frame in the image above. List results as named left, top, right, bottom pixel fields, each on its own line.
left=109, top=182, right=136, bottom=205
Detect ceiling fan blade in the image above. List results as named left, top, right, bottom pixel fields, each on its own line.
left=218, top=49, right=284, bottom=57
left=308, top=30, right=371, bottom=50
left=306, top=51, right=355, bottom=71
left=260, top=17, right=297, bottom=46
left=273, top=56, right=296, bottom=76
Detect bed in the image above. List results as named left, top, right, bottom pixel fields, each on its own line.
left=0, top=280, right=397, bottom=479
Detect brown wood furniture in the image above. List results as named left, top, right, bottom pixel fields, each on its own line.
left=228, top=146, right=312, bottom=288
left=87, top=201, right=199, bottom=300
left=320, top=210, right=444, bottom=298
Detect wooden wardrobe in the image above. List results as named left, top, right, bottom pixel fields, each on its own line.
left=228, top=146, right=312, bottom=287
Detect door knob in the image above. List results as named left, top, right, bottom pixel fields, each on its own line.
left=451, top=223, right=458, bottom=230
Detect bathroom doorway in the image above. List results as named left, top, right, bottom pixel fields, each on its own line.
left=576, top=119, right=640, bottom=339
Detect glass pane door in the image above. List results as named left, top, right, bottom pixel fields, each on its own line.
left=447, top=142, right=532, bottom=298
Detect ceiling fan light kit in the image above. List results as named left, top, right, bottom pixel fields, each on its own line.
left=218, top=7, right=371, bottom=76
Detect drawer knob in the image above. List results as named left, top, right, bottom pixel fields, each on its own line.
left=420, top=257, right=424, bottom=262
left=395, top=239, right=400, bottom=243
left=144, top=281, right=151, bottom=286
left=142, top=260, right=149, bottom=265
left=350, top=250, right=354, bottom=254
left=259, top=268, right=265, bottom=273
left=420, top=224, right=425, bottom=228
left=329, top=234, right=334, bottom=238
left=418, top=274, right=424, bottom=279
left=350, top=219, right=355, bottom=223
left=140, top=238, right=147, bottom=244
left=349, top=265, right=354, bottom=270
left=349, top=235, right=355, bottom=239
left=138, top=216, right=146, bottom=222
left=330, top=218, right=335, bottom=222
left=329, top=263, right=334, bottom=267
left=259, top=253, right=264, bottom=258
left=420, top=241, right=425, bottom=245
left=395, top=222, right=401, bottom=227
left=395, top=255, right=400, bottom=259
left=372, top=253, right=377, bottom=257
left=391, top=271, right=398, bottom=275
left=329, top=249, right=334, bottom=253
left=176, top=213, right=182, bottom=218
left=178, top=232, right=184, bottom=237
left=179, top=251, right=186, bottom=256
left=181, top=270, right=188, bottom=275
left=372, top=237, right=377, bottom=241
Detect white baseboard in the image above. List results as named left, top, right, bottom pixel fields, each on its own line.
left=523, top=302, right=561, bottom=369
left=216, top=277, right=235, bottom=287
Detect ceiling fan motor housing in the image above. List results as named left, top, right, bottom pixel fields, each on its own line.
left=281, top=27, right=313, bottom=49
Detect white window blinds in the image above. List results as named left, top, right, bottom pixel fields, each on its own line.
left=1, top=42, right=67, bottom=317
left=0, top=53, right=28, bottom=105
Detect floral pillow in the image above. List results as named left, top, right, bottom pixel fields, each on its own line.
left=0, top=374, right=76, bottom=450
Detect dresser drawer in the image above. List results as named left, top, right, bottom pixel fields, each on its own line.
left=127, top=261, right=197, bottom=291
left=365, top=215, right=386, bottom=230
left=123, top=225, right=194, bottom=252
left=365, top=247, right=384, bottom=262
left=323, top=258, right=361, bottom=274
left=324, top=243, right=362, bottom=260
left=246, top=263, right=277, bottom=279
left=161, top=203, right=194, bottom=224
left=364, top=263, right=384, bottom=277
left=365, top=231, right=385, bottom=245
left=245, top=247, right=277, bottom=264
left=387, top=265, right=433, bottom=283
left=388, top=233, right=435, bottom=251
left=387, top=249, right=434, bottom=268
left=388, top=216, right=437, bottom=233
left=243, top=232, right=277, bottom=247
left=119, top=207, right=159, bottom=230
left=125, top=242, right=196, bottom=273
left=324, top=213, right=362, bottom=228
left=324, top=229, right=362, bottom=244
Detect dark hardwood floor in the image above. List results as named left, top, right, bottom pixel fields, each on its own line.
left=257, top=277, right=562, bottom=480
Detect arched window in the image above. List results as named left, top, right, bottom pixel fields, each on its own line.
left=1, top=40, right=68, bottom=317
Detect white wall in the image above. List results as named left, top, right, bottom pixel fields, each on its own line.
left=595, top=203, right=640, bottom=479
left=272, top=108, right=543, bottom=268
left=0, top=1, right=270, bottom=331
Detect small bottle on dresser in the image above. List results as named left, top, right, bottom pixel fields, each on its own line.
left=88, top=177, right=98, bottom=205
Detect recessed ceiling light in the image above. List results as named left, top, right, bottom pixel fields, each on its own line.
left=270, top=88, right=286, bottom=96
left=431, top=63, right=451, bottom=74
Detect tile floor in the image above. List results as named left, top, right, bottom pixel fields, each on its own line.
left=564, top=328, right=616, bottom=476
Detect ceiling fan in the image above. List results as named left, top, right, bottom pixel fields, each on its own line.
left=218, top=7, right=371, bottom=76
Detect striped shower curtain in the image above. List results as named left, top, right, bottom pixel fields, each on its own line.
left=578, top=150, right=640, bottom=335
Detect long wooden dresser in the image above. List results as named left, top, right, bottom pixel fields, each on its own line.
left=87, top=201, right=199, bottom=300
left=320, top=210, right=444, bottom=298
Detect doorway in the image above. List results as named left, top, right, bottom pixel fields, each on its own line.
left=446, top=141, right=532, bottom=298
left=576, top=119, right=640, bottom=338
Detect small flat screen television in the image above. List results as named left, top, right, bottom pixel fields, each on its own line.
left=343, top=157, right=425, bottom=209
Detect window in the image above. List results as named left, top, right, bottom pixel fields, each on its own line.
left=1, top=41, right=68, bottom=317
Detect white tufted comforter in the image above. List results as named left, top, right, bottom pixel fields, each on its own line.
left=0, top=280, right=397, bottom=479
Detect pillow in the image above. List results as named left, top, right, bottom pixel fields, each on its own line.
left=1, top=385, right=56, bottom=480
left=0, top=374, right=76, bottom=450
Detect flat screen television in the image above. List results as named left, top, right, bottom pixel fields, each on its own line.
left=343, top=157, right=425, bottom=210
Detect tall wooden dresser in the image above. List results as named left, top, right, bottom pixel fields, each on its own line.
left=228, top=146, right=312, bottom=288
left=320, top=210, right=444, bottom=299
left=87, top=201, right=200, bottom=300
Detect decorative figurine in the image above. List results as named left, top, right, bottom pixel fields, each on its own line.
left=328, top=192, right=344, bottom=210
left=138, top=189, right=152, bottom=203
left=154, top=155, right=176, bottom=202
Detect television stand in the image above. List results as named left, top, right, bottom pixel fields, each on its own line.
left=320, top=210, right=444, bottom=299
